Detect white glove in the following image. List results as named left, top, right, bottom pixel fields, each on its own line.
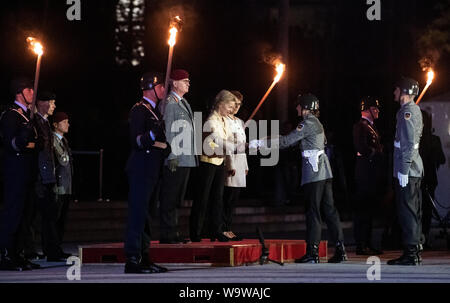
left=397, top=172, right=408, bottom=188
left=249, top=139, right=263, bottom=149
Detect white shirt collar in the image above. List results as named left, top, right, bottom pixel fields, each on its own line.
left=14, top=100, right=28, bottom=112
left=171, top=91, right=182, bottom=101
left=362, top=116, right=373, bottom=125
left=143, top=96, right=156, bottom=108
left=54, top=132, right=63, bottom=140
left=37, top=111, right=48, bottom=121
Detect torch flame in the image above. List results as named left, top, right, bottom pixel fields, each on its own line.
left=416, top=69, right=436, bottom=104
left=168, top=27, right=178, bottom=47
left=27, top=37, right=43, bottom=56
left=274, top=63, right=285, bottom=83
left=426, top=70, right=434, bottom=85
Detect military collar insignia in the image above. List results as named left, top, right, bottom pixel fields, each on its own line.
left=404, top=112, right=411, bottom=120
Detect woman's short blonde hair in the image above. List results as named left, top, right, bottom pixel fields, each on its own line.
left=213, top=90, right=238, bottom=111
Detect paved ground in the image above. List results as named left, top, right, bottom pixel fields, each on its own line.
left=1, top=249, right=449, bottom=283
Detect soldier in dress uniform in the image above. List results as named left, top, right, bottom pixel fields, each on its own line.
left=52, top=112, right=73, bottom=255
left=352, top=96, right=384, bottom=255
left=159, top=69, right=198, bottom=244
left=260, top=93, right=347, bottom=263
left=388, top=77, right=424, bottom=266
left=124, top=72, right=170, bottom=274
left=34, top=91, right=68, bottom=261
left=0, top=77, right=40, bottom=271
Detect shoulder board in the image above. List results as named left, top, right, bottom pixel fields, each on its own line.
left=131, top=101, right=144, bottom=109
left=11, top=108, right=30, bottom=122
left=166, top=94, right=177, bottom=102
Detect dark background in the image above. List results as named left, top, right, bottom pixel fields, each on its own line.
left=0, top=0, right=448, bottom=211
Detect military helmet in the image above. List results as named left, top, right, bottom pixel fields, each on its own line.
left=10, top=77, right=33, bottom=95
left=140, top=72, right=164, bottom=91
left=296, top=93, right=319, bottom=111
left=37, top=91, right=56, bottom=102
left=360, top=96, right=380, bottom=111
left=395, top=77, right=419, bottom=96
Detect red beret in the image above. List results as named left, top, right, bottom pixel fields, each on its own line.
left=53, top=112, right=69, bottom=123
left=170, top=69, right=189, bottom=81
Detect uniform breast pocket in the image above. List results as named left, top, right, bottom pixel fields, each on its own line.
left=179, top=112, right=187, bottom=120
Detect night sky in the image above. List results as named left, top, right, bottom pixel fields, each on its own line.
left=0, top=0, right=448, bottom=205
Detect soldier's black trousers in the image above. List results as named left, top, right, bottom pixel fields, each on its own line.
left=395, top=177, right=422, bottom=246
left=222, top=186, right=241, bottom=232
left=0, top=154, right=35, bottom=254
left=190, top=162, right=226, bottom=240
left=303, top=179, right=344, bottom=246
left=125, top=150, right=163, bottom=258
left=35, top=182, right=61, bottom=257
left=159, top=166, right=191, bottom=240
left=353, top=157, right=381, bottom=247
left=55, top=194, right=71, bottom=246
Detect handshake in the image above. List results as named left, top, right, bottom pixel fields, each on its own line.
left=248, top=139, right=266, bottom=149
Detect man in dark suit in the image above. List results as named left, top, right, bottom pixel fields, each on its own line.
left=0, top=77, right=39, bottom=271
left=124, top=72, right=170, bottom=274
left=352, top=96, right=384, bottom=255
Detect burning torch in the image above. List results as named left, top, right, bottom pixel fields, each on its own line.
left=416, top=69, right=435, bottom=104
left=27, top=37, right=44, bottom=119
left=163, top=16, right=183, bottom=100
left=245, top=62, right=285, bottom=126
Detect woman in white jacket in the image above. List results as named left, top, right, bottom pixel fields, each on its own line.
left=223, top=91, right=248, bottom=241
left=189, top=90, right=243, bottom=242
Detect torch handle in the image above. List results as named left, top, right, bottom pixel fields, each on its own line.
left=162, top=46, right=174, bottom=102
left=30, top=54, right=42, bottom=120
left=416, top=83, right=430, bottom=105
left=246, top=80, right=277, bottom=123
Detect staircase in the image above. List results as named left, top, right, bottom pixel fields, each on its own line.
left=63, top=200, right=311, bottom=243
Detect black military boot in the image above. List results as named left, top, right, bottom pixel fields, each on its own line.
left=141, top=253, right=168, bottom=273
left=0, top=249, right=25, bottom=271
left=328, top=241, right=348, bottom=263
left=295, top=244, right=319, bottom=263
left=124, top=256, right=152, bottom=274
left=387, top=245, right=419, bottom=266
left=416, top=244, right=423, bottom=264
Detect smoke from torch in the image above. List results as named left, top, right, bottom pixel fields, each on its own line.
left=245, top=62, right=286, bottom=125
left=416, top=69, right=435, bottom=104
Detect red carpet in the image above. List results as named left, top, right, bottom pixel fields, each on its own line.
left=80, top=239, right=328, bottom=266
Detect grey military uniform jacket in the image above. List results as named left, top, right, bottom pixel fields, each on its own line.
left=393, top=101, right=423, bottom=178
left=162, top=92, right=198, bottom=167
left=279, top=113, right=333, bottom=185
left=53, top=133, right=73, bottom=195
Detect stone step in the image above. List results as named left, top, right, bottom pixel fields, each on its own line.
left=65, top=213, right=306, bottom=232
left=54, top=200, right=350, bottom=243
left=66, top=202, right=304, bottom=220
left=63, top=221, right=353, bottom=243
